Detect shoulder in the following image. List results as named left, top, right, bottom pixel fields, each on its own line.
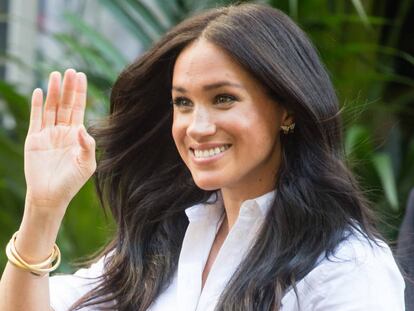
left=319, top=230, right=399, bottom=271
left=281, top=231, right=406, bottom=310
left=315, top=231, right=404, bottom=285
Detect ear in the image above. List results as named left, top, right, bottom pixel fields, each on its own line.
left=281, top=107, right=295, bottom=126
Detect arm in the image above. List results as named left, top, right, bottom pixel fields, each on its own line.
left=0, top=69, right=96, bottom=311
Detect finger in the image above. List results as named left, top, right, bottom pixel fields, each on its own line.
left=56, top=68, right=77, bottom=125
left=77, top=126, right=96, bottom=167
left=28, top=88, right=43, bottom=134
left=70, top=72, right=87, bottom=126
left=43, top=71, right=61, bottom=128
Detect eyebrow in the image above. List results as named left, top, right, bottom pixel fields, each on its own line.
left=172, top=81, right=244, bottom=93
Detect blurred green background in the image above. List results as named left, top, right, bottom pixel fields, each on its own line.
left=0, top=0, right=413, bottom=273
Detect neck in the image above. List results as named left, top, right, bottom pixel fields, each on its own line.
left=220, top=185, right=274, bottom=231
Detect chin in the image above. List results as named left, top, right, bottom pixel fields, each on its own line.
left=192, top=174, right=226, bottom=191
left=193, top=180, right=221, bottom=191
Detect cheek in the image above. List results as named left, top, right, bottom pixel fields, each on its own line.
left=171, top=122, right=179, bottom=145
left=172, top=117, right=187, bottom=155
left=228, top=110, right=268, bottom=141
left=237, top=110, right=280, bottom=150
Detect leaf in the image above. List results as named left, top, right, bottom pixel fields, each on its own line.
left=344, top=125, right=371, bottom=157
left=152, top=0, right=185, bottom=26
left=124, top=0, right=168, bottom=36
left=99, top=0, right=155, bottom=47
left=350, top=0, right=371, bottom=29
left=330, top=43, right=414, bottom=68
left=54, top=33, right=118, bottom=81
left=63, top=13, right=128, bottom=72
left=372, top=153, right=399, bottom=210
left=289, top=0, right=298, bottom=19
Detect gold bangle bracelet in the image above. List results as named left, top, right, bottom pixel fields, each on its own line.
left=9, top=232, right=56, bottom=268
left=5, top=231, right=61, bottom=277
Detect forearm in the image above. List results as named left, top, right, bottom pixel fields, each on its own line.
left=0, top=203, right=64, bottom=311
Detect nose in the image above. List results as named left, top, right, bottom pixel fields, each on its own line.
left=186, top=106, right=216, bottom=139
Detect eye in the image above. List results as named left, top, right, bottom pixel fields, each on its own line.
left=172, top=97, right=193, bottom=109
left=214, top=94, right=237, bottom=105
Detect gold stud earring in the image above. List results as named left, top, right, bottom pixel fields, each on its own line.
left=281, top=123, right=295, bottom=134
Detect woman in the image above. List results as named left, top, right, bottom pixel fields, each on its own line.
left=0, top=3, right=405, bottom=311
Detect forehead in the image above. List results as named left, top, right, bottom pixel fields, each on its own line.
left=172, top=38, right=250, bottom=87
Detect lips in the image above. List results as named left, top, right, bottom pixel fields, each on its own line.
left=191, top=144, right=232, bottom=159
left=188, top=142, right=233, bottom=162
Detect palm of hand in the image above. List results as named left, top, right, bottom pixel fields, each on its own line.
left=25, top=69, right=96, bottom=210
left=25, top=126, right=85, bottom=203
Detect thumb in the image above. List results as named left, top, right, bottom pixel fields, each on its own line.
left=77, top=126, right=96, bottom=165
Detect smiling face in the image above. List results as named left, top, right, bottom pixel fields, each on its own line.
left=172, top=38, right=290, bottom=198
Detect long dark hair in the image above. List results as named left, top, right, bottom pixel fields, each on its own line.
left=71, top=3, right=381, bottom=310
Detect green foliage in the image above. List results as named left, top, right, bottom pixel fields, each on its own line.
left=0, top=82, right=27, bottom=271
left=1, top=0, right=413, bottom=273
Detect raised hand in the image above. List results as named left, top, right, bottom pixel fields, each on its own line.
left=24, top=69, right=96, bottom=217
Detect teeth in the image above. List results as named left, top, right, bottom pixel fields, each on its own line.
left=193, top=145, right=230, bottom=159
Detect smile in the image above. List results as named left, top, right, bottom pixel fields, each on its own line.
left=191, top=144, right=231, bottom=159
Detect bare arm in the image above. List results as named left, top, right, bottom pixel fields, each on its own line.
left=0, top=69, right=96, bottom=311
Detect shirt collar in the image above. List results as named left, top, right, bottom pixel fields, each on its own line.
left=184, top=190, right=275, bottom=222
left=184, top=192, right=223, bottom=222
left=239, top=190, right=276, bottom=218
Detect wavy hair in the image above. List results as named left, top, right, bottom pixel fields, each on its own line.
left=71, top=3, right=381, bottom=310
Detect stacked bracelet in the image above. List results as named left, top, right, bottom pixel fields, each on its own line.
left=5, top=231, right=61, bottom=277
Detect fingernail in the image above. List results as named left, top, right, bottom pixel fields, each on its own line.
left=49, top=71, right=61, bottom=79
left=65, top=68, right=76, bottom=76
left=76, top=72, right=86, bottom=82
left=33, top=88, right=42, bottom=95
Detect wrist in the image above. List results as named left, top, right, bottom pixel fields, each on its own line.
left=15, top=219, right=61, bottom=264
left=16, top=203, right=65, bottom=263
left=24, top=194, right=68, bottom=221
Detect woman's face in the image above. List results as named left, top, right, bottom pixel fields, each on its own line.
left=172, top=38, right=290, bottom=196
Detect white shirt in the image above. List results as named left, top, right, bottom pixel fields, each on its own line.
left=49, top=191, right=405, bottom=310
